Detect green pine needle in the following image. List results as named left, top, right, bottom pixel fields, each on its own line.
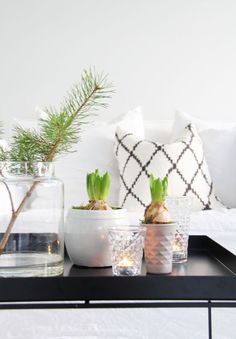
left=10, top=127, right=51, bottom=162
left=0, top=147, right=7, bottom=161
left=5, top=68, right=114, bottom=162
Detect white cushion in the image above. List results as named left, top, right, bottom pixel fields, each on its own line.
left=171, top=110, right=236, bottom=141
left=171, top=110, right=236, bottom=207
left=115, top=124, right=222, bottom=212
left=144, top=120, right=172, bottom=143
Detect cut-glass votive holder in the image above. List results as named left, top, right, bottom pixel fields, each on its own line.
left=166, top=196, right=192, bottom=264
left=108, top=226, right=146, bottom=276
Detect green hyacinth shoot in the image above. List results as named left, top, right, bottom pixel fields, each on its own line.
left=149, top=175, right=168, bottom=203
left=86, top=169, right=110, bottom=201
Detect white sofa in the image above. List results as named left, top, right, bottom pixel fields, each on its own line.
left=1, top=111, right=236, bottom=339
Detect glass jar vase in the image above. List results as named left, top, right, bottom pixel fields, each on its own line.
left=0, top=162, right=64, bottom=277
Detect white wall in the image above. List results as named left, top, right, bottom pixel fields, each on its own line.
left=1, top=0, right=236, bottom=137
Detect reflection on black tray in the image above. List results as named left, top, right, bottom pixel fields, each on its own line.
left=65, top=236, right=236, bottom=278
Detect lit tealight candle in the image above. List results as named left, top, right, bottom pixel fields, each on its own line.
left=173, top=241, right=183, bottom=252
left=118, top=257, right=133, bottom=267
left=117, top=256, right=135, bottom=275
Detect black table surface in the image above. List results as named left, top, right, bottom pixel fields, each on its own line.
left=0, top=235, right=236, bottom=303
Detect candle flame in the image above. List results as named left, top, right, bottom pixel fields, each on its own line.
left=173, top=241, right=183, bottom=252
left=119, top=257, right=133, bottom=267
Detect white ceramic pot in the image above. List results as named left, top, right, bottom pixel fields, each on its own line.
left=65, top=208, right=128, bottom=267
left=144, top=223, right=177, bottom=274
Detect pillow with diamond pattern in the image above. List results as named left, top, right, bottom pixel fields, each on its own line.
left=114, top=124, right=223, bottom=212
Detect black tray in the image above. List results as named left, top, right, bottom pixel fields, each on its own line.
left=0, top=235, right=236, bottom=304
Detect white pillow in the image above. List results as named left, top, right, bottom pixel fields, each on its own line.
left=171, top=110, right=236, bottom=208
left=171, top=110, right=236, bottom=142
left=114, top=124, right=223, bottom=212
left=144, top=120, right=172, bottom=143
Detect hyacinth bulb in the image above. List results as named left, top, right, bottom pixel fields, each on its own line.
left=144, top=175, right=172, bottom=224
left=85, top=169, right=112, bottom=210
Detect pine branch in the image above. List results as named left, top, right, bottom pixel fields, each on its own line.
left=10, top=127, right=50, bottom=161
left=41, top=69, right=114, bottom=161
left=9, top=69, right=114, bottom=162
left=0, top=146, right=7, bottom=161
left=0, top=68, right=114, bottom=255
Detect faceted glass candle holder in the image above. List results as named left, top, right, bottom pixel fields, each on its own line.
left=108, top=226, right=146, bottom=276
left=166, top=196, right=192, bottom=264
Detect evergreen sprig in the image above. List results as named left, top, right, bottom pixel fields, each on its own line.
left=0, top=147, right=7, bottom=161
left=9, top=69, right=114, bottom=162
left=9, top=127, right=50, bottom=161
left=0, top=69, right=114, bottom=255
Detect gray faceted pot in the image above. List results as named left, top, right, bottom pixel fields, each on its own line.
left=143, top=223, right=177, bottom=274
